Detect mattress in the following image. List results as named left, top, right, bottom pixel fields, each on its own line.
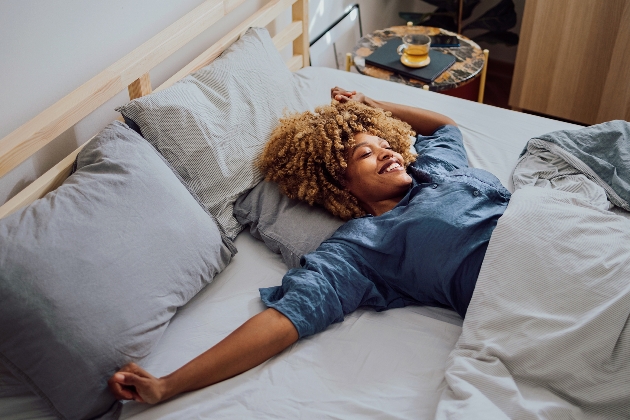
left=0, top=67, right=582, bottom=419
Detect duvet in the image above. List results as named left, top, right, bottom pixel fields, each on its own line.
left=436, top=121, right=630, bottom=419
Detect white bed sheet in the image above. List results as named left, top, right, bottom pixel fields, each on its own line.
left=121, top=232, right=462, bottom=419
left=0, top=67, right=582, bottom=419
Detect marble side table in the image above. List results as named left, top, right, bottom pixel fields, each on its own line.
left=349, top=26, right=488, bottom=102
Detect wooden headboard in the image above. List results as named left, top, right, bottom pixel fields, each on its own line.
left=0, top=0, right=309, bottom=219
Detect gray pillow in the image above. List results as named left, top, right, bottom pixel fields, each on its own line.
left=234, top=180, right=344, bottom=269
left=0, top=121, right=232, bottom=419
left=117, top=27, right=310, bottom=240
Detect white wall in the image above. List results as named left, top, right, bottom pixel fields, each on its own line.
left=309, top=0, right=412, bottom=71
left=309, top=0, right=409, bottom=42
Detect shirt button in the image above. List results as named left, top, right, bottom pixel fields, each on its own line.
left=431, top=183, right=438, bottom=189
left=473, top=190, right=480, bottom=196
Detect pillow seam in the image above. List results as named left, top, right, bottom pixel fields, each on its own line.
left=0, top=352, right=64, bottom=419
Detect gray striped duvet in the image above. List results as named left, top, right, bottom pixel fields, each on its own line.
left=436, top=121, right=630, bottom=419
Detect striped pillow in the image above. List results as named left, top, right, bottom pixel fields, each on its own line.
left=117, top=27, right=310, bottom=240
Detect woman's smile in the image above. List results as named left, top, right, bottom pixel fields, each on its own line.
left=343, top=132, right=413, bottom=216
left=379, top=159, right=404, bottom=174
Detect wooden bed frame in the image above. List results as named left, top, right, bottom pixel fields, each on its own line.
left=0, top=0, right=309, bottom=220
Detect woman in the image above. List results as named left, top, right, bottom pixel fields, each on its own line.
left=108, top=87, right=511, bottom=404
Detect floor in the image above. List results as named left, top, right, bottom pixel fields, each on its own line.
left=482, top=59, right=514, bottom=110
left=482, top=60, right=585, bottom=126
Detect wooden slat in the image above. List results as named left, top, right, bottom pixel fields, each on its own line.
left=0, top=74, right=120, bottom=178
left=477, top=49, right=489, bottom=103
left=0, top=143, right=87, bottom=220
left=292, top=0, right=309, bottom=68
left=272, top=21, right=302, bottom=51
left=286, top=55, right=304, bottom=72
left=128, top=73, right=153, bottom=100
left=0, top=0, right=234, bottom=179
left=345, top=52, right=353, bottom=72
left=156, top=0, right=298, bottom=93
left=224, top=0, right=244, bottom=14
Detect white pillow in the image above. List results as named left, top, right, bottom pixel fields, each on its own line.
left=117, top=28, right=311, bottom=240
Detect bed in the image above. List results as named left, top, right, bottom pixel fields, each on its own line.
left=2, top=1, right=629, bottom=419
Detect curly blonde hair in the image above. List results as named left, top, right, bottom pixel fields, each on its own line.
left=259, top=100, right=416, bottom=220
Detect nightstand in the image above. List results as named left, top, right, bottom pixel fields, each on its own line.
left=347, top=25, right=489, bottom=103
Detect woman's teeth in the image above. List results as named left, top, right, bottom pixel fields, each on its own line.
left=385, top=163, right=400, bottom=172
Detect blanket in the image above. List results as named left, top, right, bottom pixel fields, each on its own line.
left=435, top=121, right=630, bottom=419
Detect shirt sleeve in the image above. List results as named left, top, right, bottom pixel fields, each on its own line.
left=411, top=124, right=468, bottom=174
left=259, top=242, right=393, bottom=338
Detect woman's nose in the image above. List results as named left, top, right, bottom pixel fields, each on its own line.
left=379, top=149, right=393, bottom=160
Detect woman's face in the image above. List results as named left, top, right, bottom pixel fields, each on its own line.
left=343, top=132, right=413, bottom=215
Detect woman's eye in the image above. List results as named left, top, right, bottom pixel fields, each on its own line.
left=361, top=151, right=372, bottom=158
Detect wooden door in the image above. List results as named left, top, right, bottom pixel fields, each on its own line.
left=509, top=0, right=630, bottom=125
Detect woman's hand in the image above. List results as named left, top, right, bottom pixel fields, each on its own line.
left=332, top=87, right=455, bottom=134
left=107, top=309, right=298, bottom=405
left=331, top=87, right=367, bottom=104
left=108, top=363, right=165, bottom=404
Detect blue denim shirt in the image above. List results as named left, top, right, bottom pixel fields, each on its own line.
left=260, top=125, right=511, bottom=338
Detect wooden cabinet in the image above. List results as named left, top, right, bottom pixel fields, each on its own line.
left=509, top=0, right=630, bottom=125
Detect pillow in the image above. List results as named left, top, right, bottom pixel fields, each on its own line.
left=117, top=27, right=310, bottom=240
left=0, top=121, right=233, bottom=419
left=234, top=180, right=344, bottom=268
left=0, top=363, right=53, bottom=419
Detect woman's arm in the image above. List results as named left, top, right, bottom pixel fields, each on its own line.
left=108, top=308, right=298, bottom=404
left=331, top=87, right=456, bottom=136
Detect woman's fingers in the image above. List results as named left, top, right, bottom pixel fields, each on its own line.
left=108, top=371, right=152, bottom=403
left=108, top=372, right=141, bottom=401
left=108, top=363, right=161, bottom=404
left=117, top=373, right=148, bottom=403
left=330, top=87, right=369, bottom=105
left=331, top=87, right=356, bottom=101
left=120, top=363, right=151, bottom=378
